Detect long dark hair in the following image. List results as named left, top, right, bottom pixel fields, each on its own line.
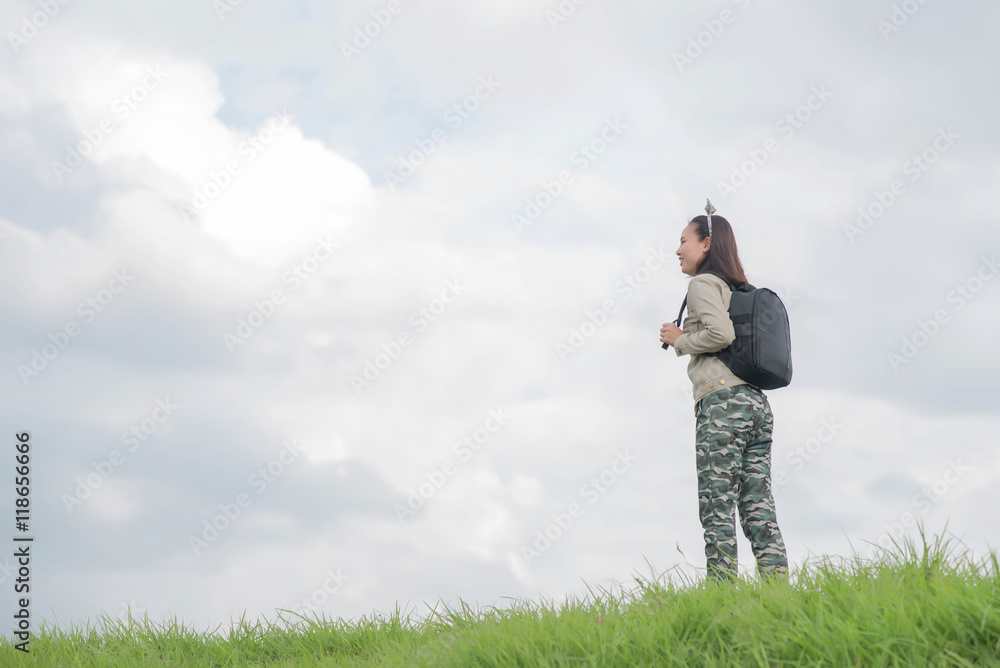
left=688, top=214, right=748, bottom=286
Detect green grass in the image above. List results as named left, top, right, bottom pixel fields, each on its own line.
left=4, top=529, right=999, bottom=666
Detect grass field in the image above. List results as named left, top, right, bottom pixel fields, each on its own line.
left=3, top=530, right=999, bottom=666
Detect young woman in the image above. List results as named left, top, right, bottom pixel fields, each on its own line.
left=659, top=204, right=788, bottom=583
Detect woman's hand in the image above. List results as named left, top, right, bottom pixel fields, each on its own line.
left=660, top=322, right=683, bottom=346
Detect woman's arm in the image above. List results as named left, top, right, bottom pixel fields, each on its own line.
left=671, top=277, right=735, bottom=356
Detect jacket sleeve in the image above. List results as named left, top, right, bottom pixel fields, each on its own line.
left=673, top=277, right=736, bottom=356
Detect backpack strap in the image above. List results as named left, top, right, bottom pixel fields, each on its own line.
left=672, top=273, right=739, bottom=327
left=674, top=296, right=687, bottom=327
left=662, top=274, right=748, bottom=349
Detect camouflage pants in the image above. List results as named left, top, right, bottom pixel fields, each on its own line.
left=695, top=384, right=788, bottom=582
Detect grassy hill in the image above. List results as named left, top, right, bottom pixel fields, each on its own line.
left=3, top=530, right=999, bottom=666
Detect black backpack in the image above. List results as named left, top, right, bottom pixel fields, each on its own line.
left=661, top=273, right=792, bottom=391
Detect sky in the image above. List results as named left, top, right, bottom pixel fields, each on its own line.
left=1, top=0, right=998, bottom=636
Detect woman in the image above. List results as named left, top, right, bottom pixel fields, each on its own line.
left=659, top=202, right=788, bottom=583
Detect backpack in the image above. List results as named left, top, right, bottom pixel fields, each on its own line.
left=662, top=273, right=793, bottom=391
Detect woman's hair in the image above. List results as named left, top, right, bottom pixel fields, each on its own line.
left=688, top=214, right=748, bottom=286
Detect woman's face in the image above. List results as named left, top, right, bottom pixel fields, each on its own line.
left=676, top=223, right=710, bottom=276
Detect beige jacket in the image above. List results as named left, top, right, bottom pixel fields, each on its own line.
left=672, top=273, right=749, bottom=412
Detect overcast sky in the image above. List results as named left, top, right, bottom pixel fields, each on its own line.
left=1, top=0, right=998, bottom=634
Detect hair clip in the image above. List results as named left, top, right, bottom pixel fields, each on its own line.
left=705, top=199, right=716, bottom=237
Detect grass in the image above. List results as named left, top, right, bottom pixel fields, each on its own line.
left=3, top=528, right=999, bottom=667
